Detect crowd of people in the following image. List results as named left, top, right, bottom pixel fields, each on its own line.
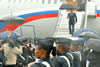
left=0, top=32, right=100, bottom=67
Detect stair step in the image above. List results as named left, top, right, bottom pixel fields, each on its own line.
left=56, top=28, right=79, bottom=32
left=56, top=32, right=69, bottom=35
left=55, top=35, right=72, bottom=38
left=56, top=27, right=80, bottom=30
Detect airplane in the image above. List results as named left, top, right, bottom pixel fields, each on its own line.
left=0, top=0, right=100, bottom=39
left=0, top=0, right=63, bottom=38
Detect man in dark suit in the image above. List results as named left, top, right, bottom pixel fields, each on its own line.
left=67, top=9, right=77, bottom=35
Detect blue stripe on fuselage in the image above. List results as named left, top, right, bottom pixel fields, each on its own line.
left=97, top=10, right=100, bottom=13
left=18, top=10, right=58, bottom=18
left=0, top=23, right=8, bottom=30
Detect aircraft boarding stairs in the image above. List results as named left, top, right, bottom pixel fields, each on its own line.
left=53, top=10, right=85, bottom=38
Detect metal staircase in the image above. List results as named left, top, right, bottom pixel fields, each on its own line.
left=53, top=10, right=85, bottom=38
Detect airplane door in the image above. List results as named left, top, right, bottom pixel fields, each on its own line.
left=20, top=25, right=36, bottom=39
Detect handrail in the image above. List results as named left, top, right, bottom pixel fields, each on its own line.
left=80, top=12, right=85, bottom=29
left=53, top=0, right=66, bottom=37
left=95, top=5, right=97, bottom=17
left=83, top=0, right=88, bottom=28
left=53, top=9, right=63, bottom=37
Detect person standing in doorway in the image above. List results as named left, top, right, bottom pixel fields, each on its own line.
left=67, top=9, right=77, bottom=35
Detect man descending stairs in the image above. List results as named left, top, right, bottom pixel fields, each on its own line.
left=53, top=10, right=85, bottom=38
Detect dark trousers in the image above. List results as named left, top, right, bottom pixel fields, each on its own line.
left=4, top=65, right=16, bottom=67
left=69, top=23, right=75, bottom=35
left=0, top=64, right=3, bottom=67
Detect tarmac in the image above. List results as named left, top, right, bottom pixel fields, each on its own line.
left=87, top=17, right=100, bottom=34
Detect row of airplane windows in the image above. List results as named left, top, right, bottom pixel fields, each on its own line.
left=0, top=0, right=63, bottom=4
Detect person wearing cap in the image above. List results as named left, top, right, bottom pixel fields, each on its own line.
left=70, top=40, right=84, bottom=52
left=53, top=38, right=72, bottom=67
left=28, top=38, right=54, bottom=67
left=85, top=39, right=100, bottom=67
left=70, top=40, right=86, bottom=67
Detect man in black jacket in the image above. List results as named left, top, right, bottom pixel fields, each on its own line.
left=67, top=9, right=77, bottom=35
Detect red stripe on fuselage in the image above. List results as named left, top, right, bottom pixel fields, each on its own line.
left=0, top=13, right=58, bottom=33
left=96, top=14, right=100, bottom=17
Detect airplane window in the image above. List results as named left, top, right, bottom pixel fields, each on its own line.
left=24, top=0, right=30, bottom=3
left=19, top=0, right=22, bottom=3
left=42, top=0, right=45, bottom=4
left=13, top=0, right=16, bottom=3
left=36, top=0, right=39, bottom=3
left=60, top=0, right=63, bottom=2
left=48, top=0, right=51, bottom=4
left=54, top=0, right=57, bottom=4
left=8, top=0, right=12, bottom=3
left=31, top=0, right=33, bottom=2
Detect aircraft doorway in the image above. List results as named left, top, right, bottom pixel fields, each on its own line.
left=20, top=25, right=36, bottom=39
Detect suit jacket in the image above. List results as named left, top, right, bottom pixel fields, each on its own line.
left=68, top=12, right=77, bottom=24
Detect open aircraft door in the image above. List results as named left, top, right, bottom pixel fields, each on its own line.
left=20, top=25, right=36, bottom=39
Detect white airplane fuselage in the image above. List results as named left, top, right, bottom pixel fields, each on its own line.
left=0, top=0, right=62, bottom=38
